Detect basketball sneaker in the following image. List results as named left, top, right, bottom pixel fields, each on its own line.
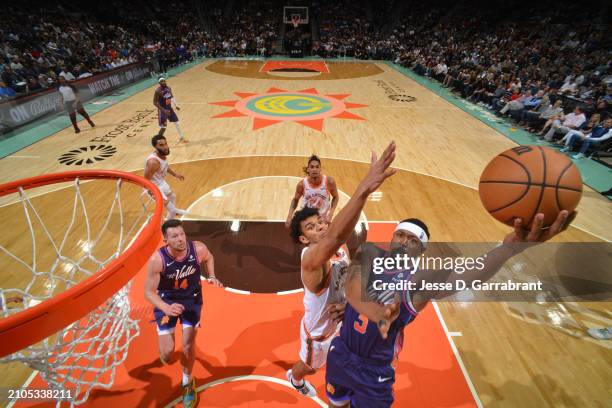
left=182, top=378, right=198, bottom=408
left=572, top=153, right=586, bottom=159
left=587, top=328, right=612, bottom=340
left=286, top=369, right=317, bottom=397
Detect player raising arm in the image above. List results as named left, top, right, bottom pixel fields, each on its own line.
left=286, top=142, right=396, bottom=397
left=325, top=210, right=575, bottom=407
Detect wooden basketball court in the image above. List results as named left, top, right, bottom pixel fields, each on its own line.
left=1, top=60, right=610, bottom=407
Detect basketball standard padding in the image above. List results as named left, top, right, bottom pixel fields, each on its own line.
left=479, top=146, right=583, bottom=227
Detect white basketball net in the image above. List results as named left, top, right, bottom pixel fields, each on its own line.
left=0, top=177, right=158, bottom=406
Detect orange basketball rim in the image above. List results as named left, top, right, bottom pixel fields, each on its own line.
left=0, top=170, right=164, bottom=358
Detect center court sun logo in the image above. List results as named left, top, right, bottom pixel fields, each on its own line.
left=210, top=87, right=368, bottom=131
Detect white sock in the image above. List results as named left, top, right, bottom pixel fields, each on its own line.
left=182, top=371, right=191, bottom=386
left=167, top=201, right=187, bottom=217
left=174, top=122, right=185, bottom=140
left=166, top=200, right=176, bottom=219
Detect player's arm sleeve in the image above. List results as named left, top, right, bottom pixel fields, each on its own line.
left=144, top=253, right=168, bottom=311
left=171, top=97, right=179, bottom=109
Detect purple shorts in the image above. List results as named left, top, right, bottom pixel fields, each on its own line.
left=153, top=291, right=202, bottom=335
left=158, top=108, right=179, bottom=127
left=326, top=337, right=395, bottom=408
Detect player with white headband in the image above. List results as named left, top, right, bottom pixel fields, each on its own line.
left=326, top=209, right=573, bottom=407
left=393, top=219, right=429, bottom=249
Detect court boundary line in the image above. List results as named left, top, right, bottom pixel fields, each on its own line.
left=257, top=60, right=267, bottom=73
left=322, top=61, right=330, bottom=73
left=225, top=287, right=251, bottom=295
left=432, top=301, right=483, bottom=408
left=277, top=288, right=304, bottom=295
left=6, top=370, right=38, bottom=408
left=162, top=374, right=328, bottom=407
left=5, top=155, right=41, bottom=159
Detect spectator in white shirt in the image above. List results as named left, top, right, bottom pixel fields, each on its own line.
left=10, top=57, right=23, bottom=71
left=543, top=107, right=586, bottom=141
left=560, top=76, right=578, bottom=94
left=433, top=61, right=448, bottom=79
left=58, top=67, right=75, bottom=81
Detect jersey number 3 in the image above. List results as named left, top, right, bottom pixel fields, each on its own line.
left=354, top=314, right=368, bottom=334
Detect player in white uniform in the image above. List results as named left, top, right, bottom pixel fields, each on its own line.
left=285, top=155, right=339, bottom=228
left=286, top=142, right=397, bottom=397
left=144, top=134, right=187, bottom=220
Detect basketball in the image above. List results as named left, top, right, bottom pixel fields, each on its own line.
left=479, top=146, right=583, bottom=227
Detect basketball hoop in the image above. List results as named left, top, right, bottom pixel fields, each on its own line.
left=0, top=170, right=163, bottom=406
left=291, top=15, right=300, bottom=29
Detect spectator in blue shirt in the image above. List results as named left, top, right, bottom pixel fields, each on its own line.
left=604, top=87, right=612, bottom=104
left=523, top=91, right=544, bottom=110
left=560, top=118, right=612, bottom=158
left=0, top=81, right=17, bottom=99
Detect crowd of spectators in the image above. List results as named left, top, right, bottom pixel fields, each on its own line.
left=0, top=1, right=279, bottom=102
left=314, top=1, right=395, bottom=59
left=1, top=5, right=144, bottom=99
left=2, top=0, right=611, bottom=158
left=314, top=0, right=611, bottom=156
left=208, top=2, right=279, bottom=58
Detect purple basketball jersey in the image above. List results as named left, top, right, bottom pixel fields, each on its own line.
left=157, top=86, right=173, bottom=109
left=157, top=240, right=202, bottom=300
